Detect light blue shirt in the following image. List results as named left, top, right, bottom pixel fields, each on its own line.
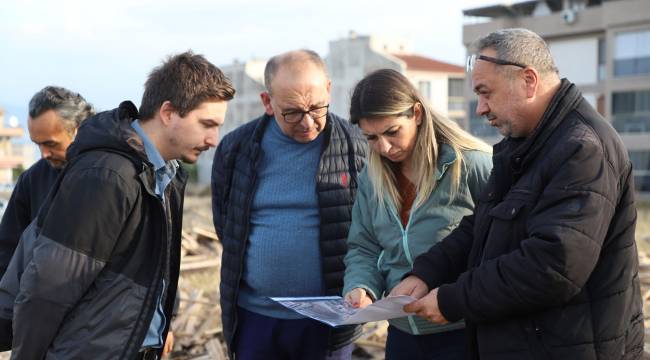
left=237, top=118, right=325, bottom=318
left=131, top=120, right=178, bottom=349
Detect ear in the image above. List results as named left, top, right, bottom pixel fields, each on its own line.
left=158, top=100, right=176, bottom=125
left=522, top=67, right=539, bottom=99
left=260, top=91, right=274, bottom=116
left=413, top=102, right=423, bottom=126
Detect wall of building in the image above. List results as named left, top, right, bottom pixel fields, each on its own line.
left=327, top=35, right=403, bottom=117
left=462, top=0, right=650, bottom=198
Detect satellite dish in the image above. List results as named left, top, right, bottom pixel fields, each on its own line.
left=8, top=116, right=19, bottom=128
left=562, top=9, right=576, bottom=25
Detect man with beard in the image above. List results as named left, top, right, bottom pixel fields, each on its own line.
left=0, top=86, right=94, bottom=280
left=391, top=28, right=643, bottom=360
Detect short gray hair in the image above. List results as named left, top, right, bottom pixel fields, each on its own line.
left=28, top=86, right=95, bottom=134
left=472, top=28, right=559, bottom=76
left=263, top=49, right=328, bottom=93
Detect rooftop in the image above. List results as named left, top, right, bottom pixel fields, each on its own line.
left=391, top=53, right=464, bottom=73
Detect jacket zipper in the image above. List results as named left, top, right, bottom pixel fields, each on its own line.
left=387, top=202, right=420, bottom=335
left=126, top=172, right=167, bottom=360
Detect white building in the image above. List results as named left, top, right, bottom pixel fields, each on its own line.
left=0, top=108, right=26, bottom=184
left=196, top=59, right=266, bottom=184
left=327, top=33, right=466, bottom=123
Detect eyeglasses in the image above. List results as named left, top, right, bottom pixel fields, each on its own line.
left=280, top=105, right=329, bottom=123
left=466, top=54, right=526, bottom=73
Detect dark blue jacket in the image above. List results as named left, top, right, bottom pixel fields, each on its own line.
left=212, top=113, right=367, bottom=356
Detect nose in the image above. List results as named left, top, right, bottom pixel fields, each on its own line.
left=205, top=128, right=219, bottom=147
left=476, top=98, right=490, bottom=117
left=39, top=145, right=52, bottom=159
left=299, top=113, right=315, bottom=128
left=375, top=137, right=392, bottom=156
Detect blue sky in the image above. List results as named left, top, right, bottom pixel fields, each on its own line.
left=0, top=0, right=497, bottom=133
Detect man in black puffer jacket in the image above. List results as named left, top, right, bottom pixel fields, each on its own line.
left=0, top=86, right=94, bottom=351
left=392, top=28, right=643, bottom=360
left=212, top=50, right=367, bottom=360
left=6, top=51, right=235, bottom=360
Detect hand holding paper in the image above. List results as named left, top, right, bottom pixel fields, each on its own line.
left=271, top=295, right=416, bottom=327
left=344, top=288, right=373, bottom=309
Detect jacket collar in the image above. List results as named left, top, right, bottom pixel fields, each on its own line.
left=510, top=79, right=583, bottom=175
left=435, top=143, right=458, bottom=180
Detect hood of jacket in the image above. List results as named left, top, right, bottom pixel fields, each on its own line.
left=66, top=101, right=149, bottom=168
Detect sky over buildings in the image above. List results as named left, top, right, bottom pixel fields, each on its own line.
left=0, top=0, right=498, bottom=121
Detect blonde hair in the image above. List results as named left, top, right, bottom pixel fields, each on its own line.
left=350, top=69, right=491, bottom=211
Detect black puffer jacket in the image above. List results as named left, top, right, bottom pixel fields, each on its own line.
left=0, top=159, right=60, bottom=350
left=7, top=101, right=186, bottom=360
left=411, top=80, right=643, bottom=360
left=212, top=113, right=367, bottom=357
left=0, top=158, right=60, bottom=279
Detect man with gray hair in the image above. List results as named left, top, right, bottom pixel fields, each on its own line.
left=0, top=86, right=94, bottom=278
left=212, top=49, right=367, bottom=359
left=0, top=86, right=94, bottom=350
left=392, top=28, right=643, bottom=359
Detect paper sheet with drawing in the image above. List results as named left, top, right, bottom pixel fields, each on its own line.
left=270, top=295, right=416, bottom=327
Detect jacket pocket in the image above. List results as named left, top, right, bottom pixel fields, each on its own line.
left=483, top=196, right=531, bottom=259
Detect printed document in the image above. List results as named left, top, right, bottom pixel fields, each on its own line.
left=270, top=295, right=416, bottom=327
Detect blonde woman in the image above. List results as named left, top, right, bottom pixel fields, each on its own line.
left=343, top=69, right=492, bottom=359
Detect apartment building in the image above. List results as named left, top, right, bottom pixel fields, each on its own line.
left=463, top=0, right=650, bottom=198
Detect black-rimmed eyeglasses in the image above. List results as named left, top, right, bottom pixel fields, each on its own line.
left=280, top=105, right=329, bottom=123
left=466, top=54, right=526, bottom=73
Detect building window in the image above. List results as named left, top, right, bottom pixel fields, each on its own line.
left=448, top=78, right=464, bottom=97
left=614, top=29, right=650, bottom=77
left=468, top=100, right=498, bottom=137
left=630, top=150, right=650, bottom=193
left=612, top=90, right=650, bottom=133
left=448, top=78, right=465, bottom=111
left=418, top=81, right=431, bottom=100
left=598, top=37, right=606, bottom=81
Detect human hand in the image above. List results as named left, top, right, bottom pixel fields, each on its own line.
left=403, top=288, right=448, bottom=324
left=162, top=331, right=174, bottom=357
left=344, top=288, right=374, bottom=309
left=388, top=275, right=429, bottom=299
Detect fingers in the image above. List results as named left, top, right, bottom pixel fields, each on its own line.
left=402, top=290, right=449, bottom=325
left=345, top=288, right=364, bottom=308
left=162, top=331, right=174, bottom=356
left=403, top=299, right=420, bottom=314
left=390, top=276, right=428, bottom=298
left=358, top=293, right=373, bottom=309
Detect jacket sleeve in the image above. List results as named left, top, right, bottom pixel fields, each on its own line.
left=0, top=172, right=31, bottom=278
left=211, top=141, right=229, bottom=241
left=437, top=139, right=619, bottom=323
left=343, top=172, right=384, bottom=301
left=466, top=151, right=492, bottom=204
left=12, top=167, right=136, bottom=359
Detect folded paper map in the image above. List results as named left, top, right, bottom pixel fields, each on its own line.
left=270, top=295, right=416, bottom=327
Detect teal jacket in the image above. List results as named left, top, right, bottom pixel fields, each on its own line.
left=343, top=144, right=492, bottom=335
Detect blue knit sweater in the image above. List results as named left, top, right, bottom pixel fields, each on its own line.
left=237, top=118, right=325, bottom=319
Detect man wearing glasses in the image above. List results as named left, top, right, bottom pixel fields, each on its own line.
left=211, top=50, right=367, bottom=360
left=392, top=28, right=642, bottom=359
